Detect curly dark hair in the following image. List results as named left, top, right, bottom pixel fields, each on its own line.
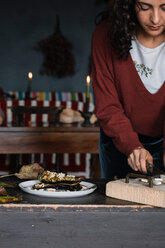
left=108, top=0, right=139, bottom=59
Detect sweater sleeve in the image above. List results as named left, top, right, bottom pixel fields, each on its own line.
left=91, top=22, right=142, bottom=156
left=163, top=117, right=165, bottom=154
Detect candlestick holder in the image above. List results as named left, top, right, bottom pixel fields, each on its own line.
left=25, top=92, right=36, bottom=100
left=24, top=85, right=31, bottom=100
left=79, top=111, right=93, bottom=127
left=24, top=85, right=36, bottom=100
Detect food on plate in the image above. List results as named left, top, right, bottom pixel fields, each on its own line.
left=32, top=181, right=83, bottom=191
left=39, top=171, right=78, bottom=183
left=32, top=170, right=84, bottom=191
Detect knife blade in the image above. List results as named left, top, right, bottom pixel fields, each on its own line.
left=146, top=162, right=165, bottom=177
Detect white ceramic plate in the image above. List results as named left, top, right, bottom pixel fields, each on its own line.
left=19, top=180, right=97, bottom=198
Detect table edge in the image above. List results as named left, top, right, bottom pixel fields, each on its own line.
left=0, top=203, right=164, bottom=213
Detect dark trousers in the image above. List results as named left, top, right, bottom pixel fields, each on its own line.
left=99, top=129, right=164, bottom=180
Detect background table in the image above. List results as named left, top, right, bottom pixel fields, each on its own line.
left=0, top=123, right=100, bottom=177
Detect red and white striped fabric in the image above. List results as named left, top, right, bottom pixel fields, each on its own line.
left=0, top=92, right=95, bottom=178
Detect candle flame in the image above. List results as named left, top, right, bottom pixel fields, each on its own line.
left=28, top=72, right=33, bottom=79
left=86, top=75, right=90, bottom=85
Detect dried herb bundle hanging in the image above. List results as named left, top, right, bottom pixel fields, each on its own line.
left=35, top=16, right=75, bottom=78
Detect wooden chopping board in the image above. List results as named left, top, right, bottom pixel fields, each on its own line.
left=106, top=178, right=165, bottom=208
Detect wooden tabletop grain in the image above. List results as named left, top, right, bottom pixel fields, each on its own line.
left=0, top=123, right=100, bottom=154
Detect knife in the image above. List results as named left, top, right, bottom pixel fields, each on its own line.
left=146, top=162, right=165, bottom=177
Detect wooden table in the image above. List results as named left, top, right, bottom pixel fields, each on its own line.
left=0, top=123, right=100, bottom=177
left=0, top=178, right=165, bottom=248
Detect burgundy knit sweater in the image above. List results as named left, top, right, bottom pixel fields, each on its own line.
left=91, top=21, right=165, bottom=156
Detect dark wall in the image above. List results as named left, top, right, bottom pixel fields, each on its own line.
left=0, top=0, right=106, bottom=92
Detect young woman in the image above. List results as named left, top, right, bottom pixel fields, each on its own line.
left=91, top=0, right=165, bottom=179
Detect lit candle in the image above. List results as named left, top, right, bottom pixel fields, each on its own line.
left=27, top=72, right=33, bottom=92
left=86, top=75, right=90, bottom=113
left=86, top=75, right=90, bottom=98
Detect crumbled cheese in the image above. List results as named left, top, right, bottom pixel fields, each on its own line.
left=57, top=173, right=66, bottom=180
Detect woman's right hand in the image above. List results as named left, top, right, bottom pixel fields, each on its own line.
left=127, top=147, right=153, bottom=174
